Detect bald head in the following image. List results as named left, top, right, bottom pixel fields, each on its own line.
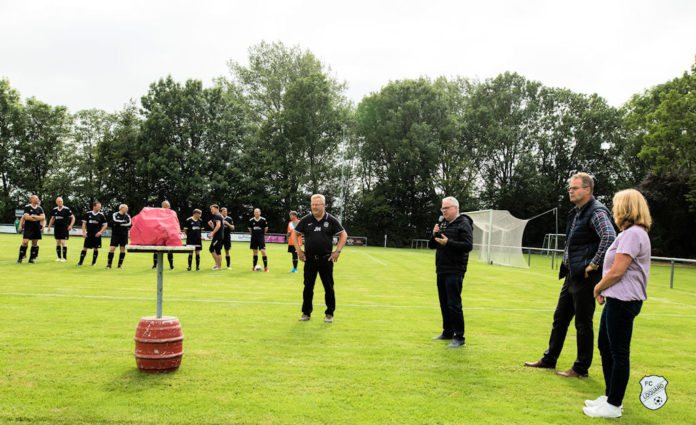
left=30, top=195, right=39, bottom=205
left=161, top=201, right=170, bottom=209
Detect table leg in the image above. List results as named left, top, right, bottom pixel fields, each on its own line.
left=157, top=252, right=163, bottom=318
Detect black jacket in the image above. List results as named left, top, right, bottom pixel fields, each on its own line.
left=429, top=214, right=474, bottom=275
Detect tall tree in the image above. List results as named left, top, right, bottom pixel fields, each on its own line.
left=0, top=79, right=24, bottom=219
left=229, top=41, right=350, bottom=229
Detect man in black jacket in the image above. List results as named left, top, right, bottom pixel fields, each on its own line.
left=524, top=172, right=615, bottom=377
left=429, top=196, right=474, bottom=348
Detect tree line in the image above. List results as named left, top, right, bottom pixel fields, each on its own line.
left=1, top=41, right=695, bottom=256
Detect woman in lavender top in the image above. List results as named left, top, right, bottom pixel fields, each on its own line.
left=583, top=189, right=652, bottom=419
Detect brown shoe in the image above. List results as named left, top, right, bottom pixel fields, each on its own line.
left=524, top=359, right=555, bottom=369
left=557, top=368, right=588, bottom=378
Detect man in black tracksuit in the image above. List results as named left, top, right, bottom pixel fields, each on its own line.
left=429, top=196, right=474, bottom=348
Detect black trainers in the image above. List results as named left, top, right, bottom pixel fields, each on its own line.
left=186, top=267, right=191, bottom=271
left=448, top=338, right=466, bottom=348
left=105, top=265, right=111, bottom=269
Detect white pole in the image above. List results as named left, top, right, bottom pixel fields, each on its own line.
left=487, top=210, right=493, bottom=264
left=384, top=234, right=387, bottom=248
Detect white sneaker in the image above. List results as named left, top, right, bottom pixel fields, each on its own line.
left=585, top=395, right=623, bottom=410
left=583, top=401, right=622, bottom=418
left=211, top=266, right=220, bottom=270
left=55, top=258, right=62, bottom=262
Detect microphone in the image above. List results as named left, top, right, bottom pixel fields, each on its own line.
left=436, top=215, right=447, bottom=237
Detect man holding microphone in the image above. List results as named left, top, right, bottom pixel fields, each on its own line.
left=429, top=196, right=474, bottom=348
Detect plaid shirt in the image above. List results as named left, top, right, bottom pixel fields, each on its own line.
left=563, top=204, right=615, bottom=267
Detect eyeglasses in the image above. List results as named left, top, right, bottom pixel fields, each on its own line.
left=311, top=203, right=324, bottom=207
left=568, top=186, right=588, bottom=192
left=441, top=206, right=455, bottom=211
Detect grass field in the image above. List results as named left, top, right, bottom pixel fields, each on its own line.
left=1, top=234, right=695, bottom=424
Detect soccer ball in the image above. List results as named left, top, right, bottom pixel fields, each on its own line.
left=254, top=265, right=263, bottom=271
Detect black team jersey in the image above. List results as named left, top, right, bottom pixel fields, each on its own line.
left=210, top=213, right=224, bottom=241
left=51, top=206, right=73, bottom=230
left=248, top=217, right=268, bottom=240
left=223, top=216, right=234, bottom=240
left=83, top=211, right=107, bottom=236
left=294, top=212, right=345, bottom=256
left=23, top=204, right=45, bottom=233
left=184, top=217, right=203, bottom=244
left=111, top=212, right=132, bottom=236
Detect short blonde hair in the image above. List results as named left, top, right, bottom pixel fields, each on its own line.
left=612, top=189, right=652, bottom=231
left=311, top=194, right=325, bottom=205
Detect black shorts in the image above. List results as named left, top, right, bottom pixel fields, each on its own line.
left=250, top=237, right=265, bottom=250
left=209, top=239, right=222, bottom=254
left=54, top=227, right=70, bottom=240
left=23, top=228, right=42, bottom=240
left=110, top=233, right=129, bottom=247
left=288, top=245, right=297, bottom=253
left=83, top=235, right=102, bottom=249
left=187, top=240, right=202, bottom=250
left=223, top=238, right=231, bottom=250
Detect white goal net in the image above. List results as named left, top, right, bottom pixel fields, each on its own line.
left=464, top=210, right=529, bottom=268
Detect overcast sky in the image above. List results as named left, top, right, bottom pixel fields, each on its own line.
left=2, top=0, right=695, bottom=113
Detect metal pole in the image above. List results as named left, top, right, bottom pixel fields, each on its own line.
left=384, top=234, right=387, bottom=248
left=552, top=207, right=558, bottom=270
left=487, top=210, right=493, bottom=265
left=670, top=260, right=675, bottom=289
left=528, top=250, right=531, bottom=267
left=157, top=252, right=164, bottom=318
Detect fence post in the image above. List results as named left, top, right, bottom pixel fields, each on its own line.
left=670, top=260, right=675, bottom=289
left=528, top=250, right=531, bottom=267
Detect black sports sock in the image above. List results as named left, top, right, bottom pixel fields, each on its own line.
left=92, top=251, right=99, bottom=265
left=30, top=246, right=39, bottom=260
left=118, top=252, right=125, bottom=267
left=226, top=256, right=230, bottom=267
left=195, top=255, right=200, bottom=268
left=188, top=255, right=193, bottom=268
left=292, top=252, right=298, bottom=268
left=79, top=250, right=87, bottom=265
left=107, top=252, right=114, bottom=266
left=63, top=246, right=68, bottom=260
left=152, top=253, right=157, bottom=267
left=18, top=246, right=27, bottom=262
left=253, top=255, right=258, bottom=267
left=168, top=252, right=174, bottom=268
left=56, top=246, right=62, bottom=259
left=262, top=256, right=268, bottom=268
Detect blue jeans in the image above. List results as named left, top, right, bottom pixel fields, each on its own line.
left=598, top=297, right=643, bottom=407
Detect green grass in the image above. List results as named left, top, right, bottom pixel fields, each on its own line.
left=1, top=234, right=695, bottom=424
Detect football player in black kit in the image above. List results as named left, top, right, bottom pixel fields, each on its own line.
left=208, top=204, right=224, bottom=270
left=17, top=195, right=45, bottom=264
left=106, top=204, right=131, bottom=269
left=78, top=201, right=108, bottom=266
left=248, top=208, right=269, bottom=271
left=46, top=197, right=75, bottom=262
left=185, top=209, right=203, bottom=271
left=220, top=207, right=235, bottom=269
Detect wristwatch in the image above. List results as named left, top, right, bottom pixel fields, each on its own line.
left=335, top=250, right=341, bottom=253
left=589, top=262, right=598, bottom=271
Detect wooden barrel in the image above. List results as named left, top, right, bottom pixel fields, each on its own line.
left=134, top=316, right=184, bottom=373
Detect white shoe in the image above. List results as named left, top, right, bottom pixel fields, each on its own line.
left=583, top=401, right=622, bottom=418
left=61, top=258, right=67, bottom=262
left=55, top=258, right=62, bottom=262
left=585, top=395, right=623, bottom=410
left=211, top=266, right=220, bottom=270
left=226, top=267, right=231, bottom=270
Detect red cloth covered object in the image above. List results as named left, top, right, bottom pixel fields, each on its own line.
left=130, top=207, right=182, bottom=246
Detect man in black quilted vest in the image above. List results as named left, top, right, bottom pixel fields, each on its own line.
left=525, top=172, right=615, bottom=377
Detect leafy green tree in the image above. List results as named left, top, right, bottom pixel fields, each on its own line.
left=229, top=41, right=350, bottom=229
left=0, top=79, right=24, bottom=219
left=11, top=97, right=72, bottom=204
left=353, top=78, right=449, bottom=245
left=69, top=109, right=114, bottom=208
